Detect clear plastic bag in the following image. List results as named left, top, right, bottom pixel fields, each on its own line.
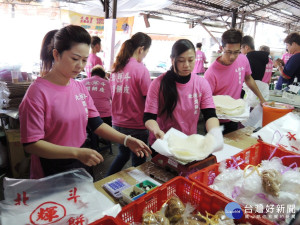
left=0, top=168, right=121, bottom=225
left=243, top=80, right=269, bottom=107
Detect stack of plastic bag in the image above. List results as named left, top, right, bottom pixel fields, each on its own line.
left=0, top=168, right=121, bottom=224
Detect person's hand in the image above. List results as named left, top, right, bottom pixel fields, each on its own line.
left=260, top=98, right=266, bottom=106
left=76, top=148, right=104, bottom=166
left=274, top=58, right=284, bottom=68
left=207, top=127, right=224, bottom=152
left=154, top=129, right=165, bottom=140
left=126, top=136, right=152, bottom=157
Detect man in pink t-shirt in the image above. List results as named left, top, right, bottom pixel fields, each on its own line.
left=82, top=66, right=112, bottom=150
left=204, top=29, right=265, bottom=134
left=82, top=66, right=111, bottom=123
left=192, top=43, right=208, bottom=75
left=85, top=36, right=103, bottom=78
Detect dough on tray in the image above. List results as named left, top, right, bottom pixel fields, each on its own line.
left=167, top=133, right=215, bottom=161
left=213, top=95, right=246, bottom=116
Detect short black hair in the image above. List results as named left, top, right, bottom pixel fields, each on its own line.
left=221, top=29, right=243, bottom=47
left=91, top=65, right=106, bottom=78
left=91, top=36, right=101, bottom=48
left=196, top=43, right=202, bottom=48
left=241, top=35, right=255, bottom=50
left=284, top=32, right=300, bottom=45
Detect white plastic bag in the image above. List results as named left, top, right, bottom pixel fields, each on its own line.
left=0, top=168, right=121, bottom=225
left=252, top=112, right=300, bottom=152
left=243, top=80, right=269, bottom=107
left=242, top=104, right=263, bottom=128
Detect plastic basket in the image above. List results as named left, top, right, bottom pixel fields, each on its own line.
left=89, top=216, right=122, bottom=225
left=189, top=141, right=300, bottom=194
left=117, top=176, right=272, bottom=224
left=233, top=141, right=300, bottom=166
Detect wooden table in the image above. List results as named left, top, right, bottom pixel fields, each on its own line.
left=93, top=167, right=138, bottom=204
left=224, top=126, right=258, bottom=149
left=94, top=127, right=258, bottom=203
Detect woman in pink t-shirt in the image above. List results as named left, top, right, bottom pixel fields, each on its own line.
left=107, top=32, right=152, bottom=176
left=192, top=42, right=208, bottom=75
left=85, top=36, right=103, bottom=78
left=144, top=39, right=223, bottom=157
left=19, top=25, right=151, bottom=179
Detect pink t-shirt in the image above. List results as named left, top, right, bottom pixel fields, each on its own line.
left=85, top=53, right=103, bottom=78
left=262, top=58, right=274, bottom=84
left=204, top=54, right=252, bottom=99
left=19, top=77, right=99, bottom=178
left=193, top=50, right=207, bottom=73
left=145, top=73, right=215, bottom=145
left=282, top=52, right=292, bottom=64
left=110, top=57, right=151, bottom=129
left=82, top=76, right=111, bottom=117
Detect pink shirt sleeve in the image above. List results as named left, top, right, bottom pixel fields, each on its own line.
left=96, top=57, right=103, bottom=66
left=144, top=76, right=161, bottom=114
left=199, top=78, right=215, bottom=109
left=140, top=67, right=151, bottom=96
left=19, top=96, right=46, bottom=143
left=204, top=70, right=217, bottom=94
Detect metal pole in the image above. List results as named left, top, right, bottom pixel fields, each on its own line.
left=253, top=19, right=257, bottom=39
left=112, top=0, right=117, bottom=19
left=231, top=9, right=237, bottom=28
left=198, top=20, right=221, bottom=48
left=105, top=0, right=109, bottom=19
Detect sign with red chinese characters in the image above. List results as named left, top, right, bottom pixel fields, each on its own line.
left=0, top=169, right=121, bottom=224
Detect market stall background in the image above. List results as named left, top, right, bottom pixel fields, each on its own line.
left=0, top=0, right=300, bottom=74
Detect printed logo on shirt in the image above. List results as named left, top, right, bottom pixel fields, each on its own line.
left=188, top=93, right=201, bottom=114
left=196, top=54, right=203, bottom=61
left=75, top=93, right=89, bottom=120
left=84, top=80, right=106, bottom=93
left=111, top=72, right=131, bottom=94
left=235, top=67, right=244, bottom=84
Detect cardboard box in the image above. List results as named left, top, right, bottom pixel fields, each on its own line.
left=5, top=129, right=29, bottom=178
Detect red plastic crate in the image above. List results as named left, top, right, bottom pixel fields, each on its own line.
left=117, top=176, right=272, bottom=224
left=89, top=216, right=122, bottom=225
left=189, top=141, right=300, bottom=192
left=233, top=141, right=300, bottom=166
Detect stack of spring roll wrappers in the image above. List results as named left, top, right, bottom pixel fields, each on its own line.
left=0, top=81, right=31, bottom=109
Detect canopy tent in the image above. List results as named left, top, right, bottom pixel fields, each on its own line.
left=59, top=0, right=172, bottom=18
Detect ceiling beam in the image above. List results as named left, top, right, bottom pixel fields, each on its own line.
left=197, top=20, right=221, bottom=48
left=241, top=0, right=284, bottom=16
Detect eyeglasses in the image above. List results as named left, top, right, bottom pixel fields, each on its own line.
left=223, top=51, right=241, bottom=56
